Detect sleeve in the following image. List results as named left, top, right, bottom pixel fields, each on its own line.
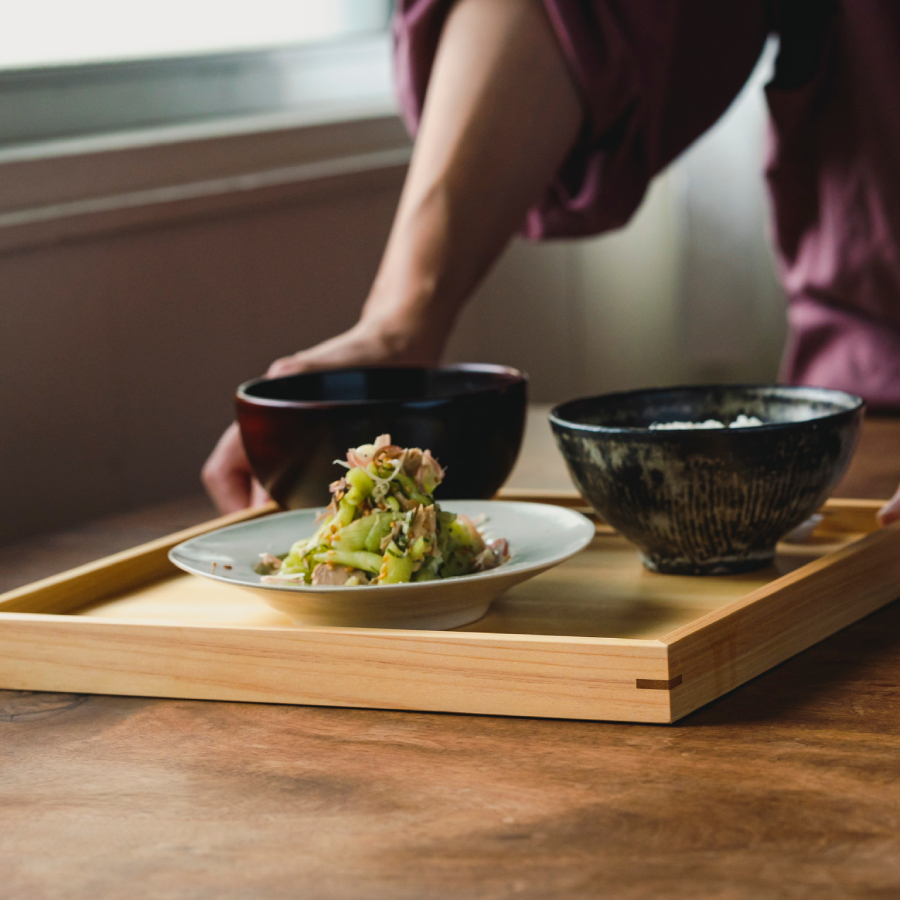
left=393, top=0, right=771, bottom=240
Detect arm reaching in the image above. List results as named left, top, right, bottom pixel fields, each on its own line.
left=203, top=0, right=584, bottom=512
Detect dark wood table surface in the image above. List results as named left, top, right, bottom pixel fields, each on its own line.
left=2, top=410, right=899, bottom=899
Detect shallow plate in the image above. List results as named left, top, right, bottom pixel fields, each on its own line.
left=169, top=501, right=595, bottom=630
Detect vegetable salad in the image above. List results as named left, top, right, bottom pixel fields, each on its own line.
left=257, top=435, right=509, bottom=586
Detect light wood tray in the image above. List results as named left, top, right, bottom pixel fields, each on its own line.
left=1, top=494, right=898, bottom=723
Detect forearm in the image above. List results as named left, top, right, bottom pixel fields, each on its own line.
left=361, top=0, right=583, bottom=359
left=205, top=0, right=584, bottom=513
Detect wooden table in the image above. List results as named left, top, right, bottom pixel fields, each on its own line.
left=2, top=410, right=899, bottom=899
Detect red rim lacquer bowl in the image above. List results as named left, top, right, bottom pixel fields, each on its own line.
left=236, top=363, right=528, bottom=508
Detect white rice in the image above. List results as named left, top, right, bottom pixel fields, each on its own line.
left=649, top=414, right=764, bottom=430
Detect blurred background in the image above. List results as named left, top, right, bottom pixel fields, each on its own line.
left=0, top=3, right=785, bottom=544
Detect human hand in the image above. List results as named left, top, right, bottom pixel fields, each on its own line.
left=877, top=481, right=900, bottom=526
left=205, top=0, right=584, bottom=513
left=201, top=320, right=440, bottom=514
left=201, top=421, right=272, bottom=515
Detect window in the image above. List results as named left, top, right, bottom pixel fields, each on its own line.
left=1, top=0, right=392, bottom=70
left=0, top=1, right=395, bottom=148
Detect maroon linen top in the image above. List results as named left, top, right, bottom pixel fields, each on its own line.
left=394, top=0, right=900, bottom=410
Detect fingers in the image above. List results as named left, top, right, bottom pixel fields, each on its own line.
left=263, top=321, right=424, bottom=383
left=211, top=326, right=429, bottom=515
left=204, top=330, right=391, bottom=515
left=250, top=479, right=273, bottom=508
left=877, top=482, right=900, bottom=527
left=266, top=355, right=305, bottom=378
left=201, top=422, right=254, bottom=514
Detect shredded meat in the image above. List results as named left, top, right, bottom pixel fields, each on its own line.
left=489, top=538, right=510, bottom=560
left=473, top=547, right=502, bottom=571
left=473, top=538, right=510, bottom=572
left=396, top=493, right=418, bottom=512
left=409, top=504, right=436, bottom=544
left=260, top=553, right=282, bottom=571
left=254, top=552, right=284, bottom=575
left=415, top=449, right=445, bottom=493
left=402, top=448, right=423, bottom=476
left=380, top=520, right=403, bottom=552
left=311, top=563, right=369, bottom=586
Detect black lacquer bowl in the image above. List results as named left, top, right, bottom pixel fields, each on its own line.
left=550, top=384, right=864, bottom=575
left=237, top=364, right=527, bottom=508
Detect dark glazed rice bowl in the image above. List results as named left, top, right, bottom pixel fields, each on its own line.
left=550, top=384, right=864, bottom=575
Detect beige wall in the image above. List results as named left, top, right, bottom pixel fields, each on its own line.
left=1, top=63, right=786, bottom=544
left=0, top=177, right=400, bottom=544
left=450, top=46, right=786, bottom=399
left=447, top=176, right=693, bottom=399
left=0, top=175, right=782, bottom=546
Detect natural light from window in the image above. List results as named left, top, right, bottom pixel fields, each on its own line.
left=1, top=0, right=391, bottom=70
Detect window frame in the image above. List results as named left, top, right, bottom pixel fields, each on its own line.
left=0, top=32, right=396, bottom=149
left=0, top=32, right=411, bottom=254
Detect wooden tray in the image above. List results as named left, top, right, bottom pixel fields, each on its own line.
left=1, top=494, right=897, bottom=723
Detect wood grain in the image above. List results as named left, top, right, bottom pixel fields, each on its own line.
left=835, top=414, right=900, bottom=499
left=0, top=499, right=890, bottom=724
left=0, top=614, right=670, bottom=723
left=666, top=519, right=900, bottom=720
left=0, top=414, right=898, bottom=899
left=0, top=502, right=276, bottom=615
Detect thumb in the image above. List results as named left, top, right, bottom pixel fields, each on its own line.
left=250, top=478, right=274, bottom=508
left=877, top=483, right=900, bottom=527
left=202, top=422, right=253, bottom=514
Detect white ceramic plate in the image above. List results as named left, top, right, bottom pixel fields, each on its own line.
left=169, top=500, right=595, bottom=630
